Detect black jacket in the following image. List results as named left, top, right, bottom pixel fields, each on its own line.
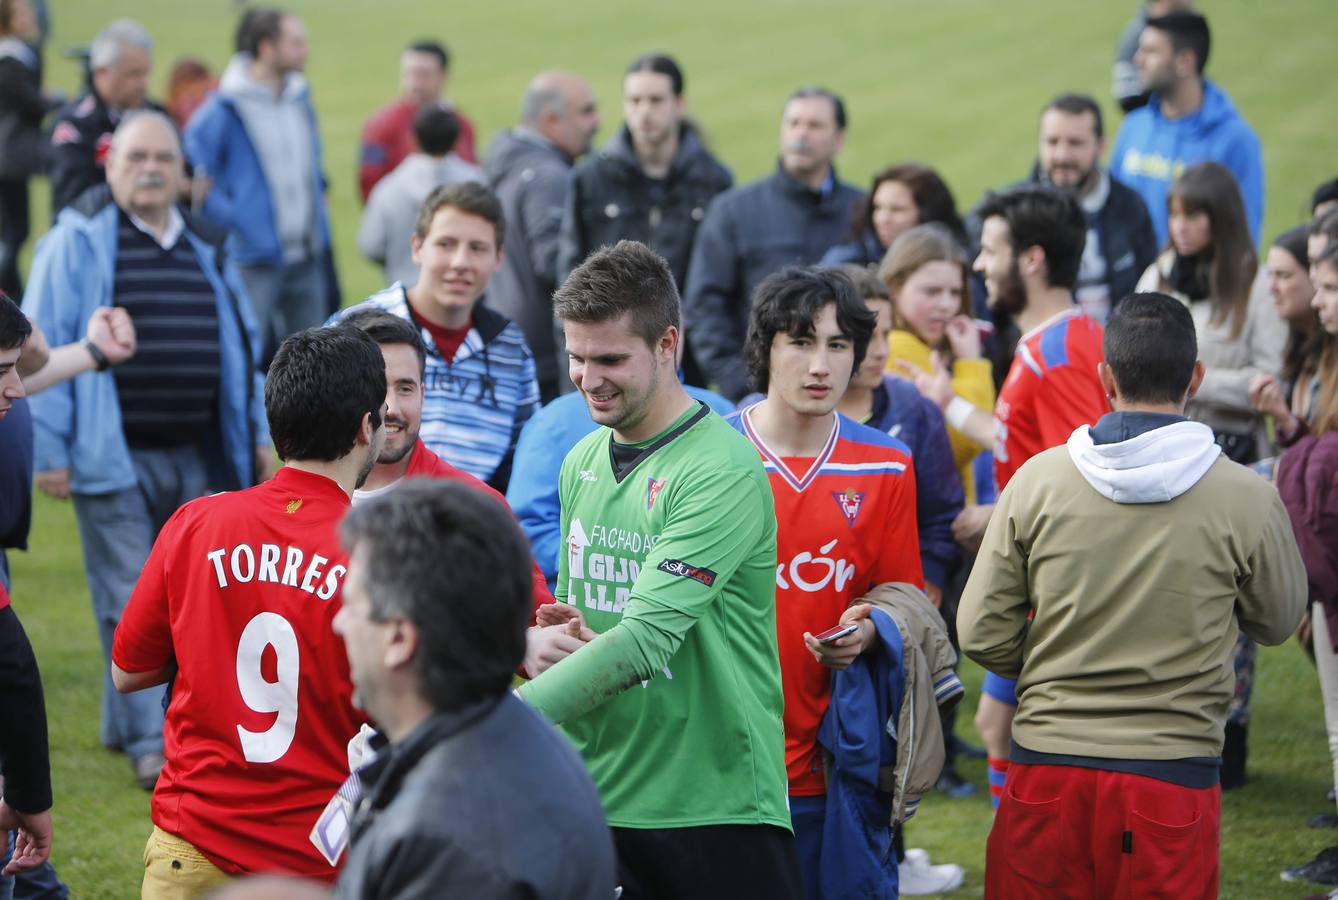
left=684, top=163, right=862, bottom=400
left=0, top=39, right=49, bottom=180
left=336, top=696, right=616, bottom=900
left=484, top=129, right=573, bottom=401
left=47, top=88, right=170, bottom=219
left=557, top=124, right=732, bottom=289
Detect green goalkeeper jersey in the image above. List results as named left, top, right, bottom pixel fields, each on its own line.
left=518, top=401, right=790, bottom=830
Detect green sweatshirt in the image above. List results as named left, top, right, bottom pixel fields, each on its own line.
left=518, top=404, right=790, bottom=830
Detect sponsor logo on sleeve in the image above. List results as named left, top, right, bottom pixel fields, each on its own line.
left=657, top=558, right=716, bottom=587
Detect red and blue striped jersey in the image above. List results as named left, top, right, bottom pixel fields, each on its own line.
left=730, top=406, right=923, bottom=795
left=994, top=309, right=1108, bottom=490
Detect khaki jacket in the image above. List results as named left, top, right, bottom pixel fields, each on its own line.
left=855, top=583, right=962, bottom=823
left=959, top=434, right=1306, bottom=762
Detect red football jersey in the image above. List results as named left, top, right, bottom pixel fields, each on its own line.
left=994, top=309, right=1109, bottom=490
left=113, top=467, right=362, bottom=881
left=402, top=439, right=554, bottom=612
left=731, top=408, right=923, bottom=796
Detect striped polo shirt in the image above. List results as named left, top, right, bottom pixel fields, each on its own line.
left=112, top=209, right=221, bottom=448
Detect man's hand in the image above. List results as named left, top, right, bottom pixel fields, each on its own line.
left=523, top=619, right=595, bottom=678
left=87, top=306, right=136, bottom=365
left=535, top=602, right=597, bottom=638
left=0, top=801, right=52, bottom=874
left=925, top=581, right=943, bottom=609
left=803, top=603, right=877, bottom=671
left=17, top=320, right=50, bottom=377
left=944, top=315, right=983, bottom=360
left=953, top=503, right=994, bottom=554
left=35, top=469, right=70, bottom=501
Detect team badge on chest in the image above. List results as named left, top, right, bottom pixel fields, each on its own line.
left=646, top=477, right=667, bottom=510
left=833, top=488, right=865, bottom=528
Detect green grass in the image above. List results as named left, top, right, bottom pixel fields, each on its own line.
left=9, top=0, right=1338, bottom=895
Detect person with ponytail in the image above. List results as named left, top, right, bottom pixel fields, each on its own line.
left=879, top=223, right=994, bottom=503
left=1277, top=244, right=1338, bottom=885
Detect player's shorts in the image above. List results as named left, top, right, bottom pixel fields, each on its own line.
left=981, top=672, right=1018, bottom=706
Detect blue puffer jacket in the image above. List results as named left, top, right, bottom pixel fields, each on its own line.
left=1109, top=80, right=1263, bottom=246
left=183, top=80, right=330, bottom=266
left=23, top=188, right=269, bottom=495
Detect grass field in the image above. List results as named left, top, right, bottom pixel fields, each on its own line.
left=9, top=0, right=1338, bottom=896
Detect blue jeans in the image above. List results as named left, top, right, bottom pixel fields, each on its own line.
left=790, top=794, right=825, bottom=900
left=72, top=446, right=208, bottom=760
left=238, top=257, right=326, bottom=363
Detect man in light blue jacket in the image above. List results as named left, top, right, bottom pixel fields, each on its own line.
left=184, top=7, right=329, bottom=360
left=1109, top=10, right=1263, bottom=245
left=23, top=112, right=270, bottom=791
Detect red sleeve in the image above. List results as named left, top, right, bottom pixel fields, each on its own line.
left=1036, top=364, right=1109, bottom=449
left=453, top=113, right=477, bottom=164
left=873, top=458, right=925, bottom=590
left=357, top=116, right=393, bottom=204
left=112, top=509, right=183, bottom=673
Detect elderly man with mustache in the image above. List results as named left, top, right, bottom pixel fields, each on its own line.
left=23, top=110, right=271, bottom=791
left=684, top=86, right=862, bottom=402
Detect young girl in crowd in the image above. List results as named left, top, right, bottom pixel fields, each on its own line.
left=1251, top=226, right=1320, bottom=459
left=821, top=164, right=967, bottom=267
left=879, top=223, right=993, bottom=504
left=1136, top=161, right=1288, bottom=788
left=1276, top=244, right=1338, bottom=886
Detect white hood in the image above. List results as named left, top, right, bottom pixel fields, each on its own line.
left=1066, top=420, right=1221, bottom=504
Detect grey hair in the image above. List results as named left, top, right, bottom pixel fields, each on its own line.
left=520, top=82, right=567, bottom=126
left=109, top=109, right=180, bottom=157
left=90, top=19, right=152, bottom=70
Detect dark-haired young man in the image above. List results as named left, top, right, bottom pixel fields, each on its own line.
left=185, top=6, right=330, bottom=356
left=905, top=185, right=1110, bottom=808
left=357, top=104, right=483, bottom=288
left=729, top=266, right=926, bottom=897
left=334, top=182, right=539, bottom=491
left=334, top=480, right=615, bottom=899
left=1109, top=9, right=1263, bottom=244
left=112, top=326, right=387, bottom=894
left=519, top=241, right=801, bottom=898
left=959, top=292, right=1306, bottom=897
left=685, top=86, right=861, bottom=402
left=358, top=39, right=478, bottom=203
left=557, top=53, right=732, bottom=310
left=340, top=308, right=554, bottom=616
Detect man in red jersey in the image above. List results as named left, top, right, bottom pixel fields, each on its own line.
left=339, top=307, right=555, bottom=612
left=111, top=325, right=388, bottom=895
left=358, top=40, right=476, bottom=203
left=727, top=266, right=925, bottom=898
left=904, top=185, right=1109, bottom=810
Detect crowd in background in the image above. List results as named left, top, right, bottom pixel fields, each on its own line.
left=1, top=0, right=1337, bottom=897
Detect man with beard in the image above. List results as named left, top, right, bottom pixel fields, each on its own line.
left=340, top=307, right=553, bottom=613
left=24, top=110, right=271, bottom=792
left=900, top=186, right=1109, bottom=808
left=685, top=87, right=861, bottom=402
left=112, top=326, right=386, bottom=895
left=975, top=95, right=1157, bottom=323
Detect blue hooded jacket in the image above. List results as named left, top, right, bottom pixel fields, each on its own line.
left=1109, top=80, right=1263, bottom=246
left=816, top=608, right=905, bottom=899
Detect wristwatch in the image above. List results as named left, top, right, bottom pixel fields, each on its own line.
left=83, top=339, right=112, bottom=372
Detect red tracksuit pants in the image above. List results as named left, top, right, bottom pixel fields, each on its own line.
left=985, top=762, right=1220, bottom=900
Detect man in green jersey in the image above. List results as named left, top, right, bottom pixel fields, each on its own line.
left=518, top=240, right=801, bottom=899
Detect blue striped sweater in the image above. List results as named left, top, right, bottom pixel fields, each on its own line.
left=333, top=284, right=539, bottom=489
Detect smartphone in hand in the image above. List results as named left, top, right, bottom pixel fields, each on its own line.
left=813, top=623, right=858, bottom=644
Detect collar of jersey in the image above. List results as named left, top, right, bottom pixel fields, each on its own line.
left=606, top=401, right=710, bottom=484
left=271, top=466, right=353, bottom=504
left=741, top=406, right=840, bottom=493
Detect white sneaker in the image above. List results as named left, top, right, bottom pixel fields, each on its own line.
left=899, top=847, right=965, bottom=895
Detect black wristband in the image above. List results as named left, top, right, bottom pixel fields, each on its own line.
left=83, top=338, right=111, bottom=371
